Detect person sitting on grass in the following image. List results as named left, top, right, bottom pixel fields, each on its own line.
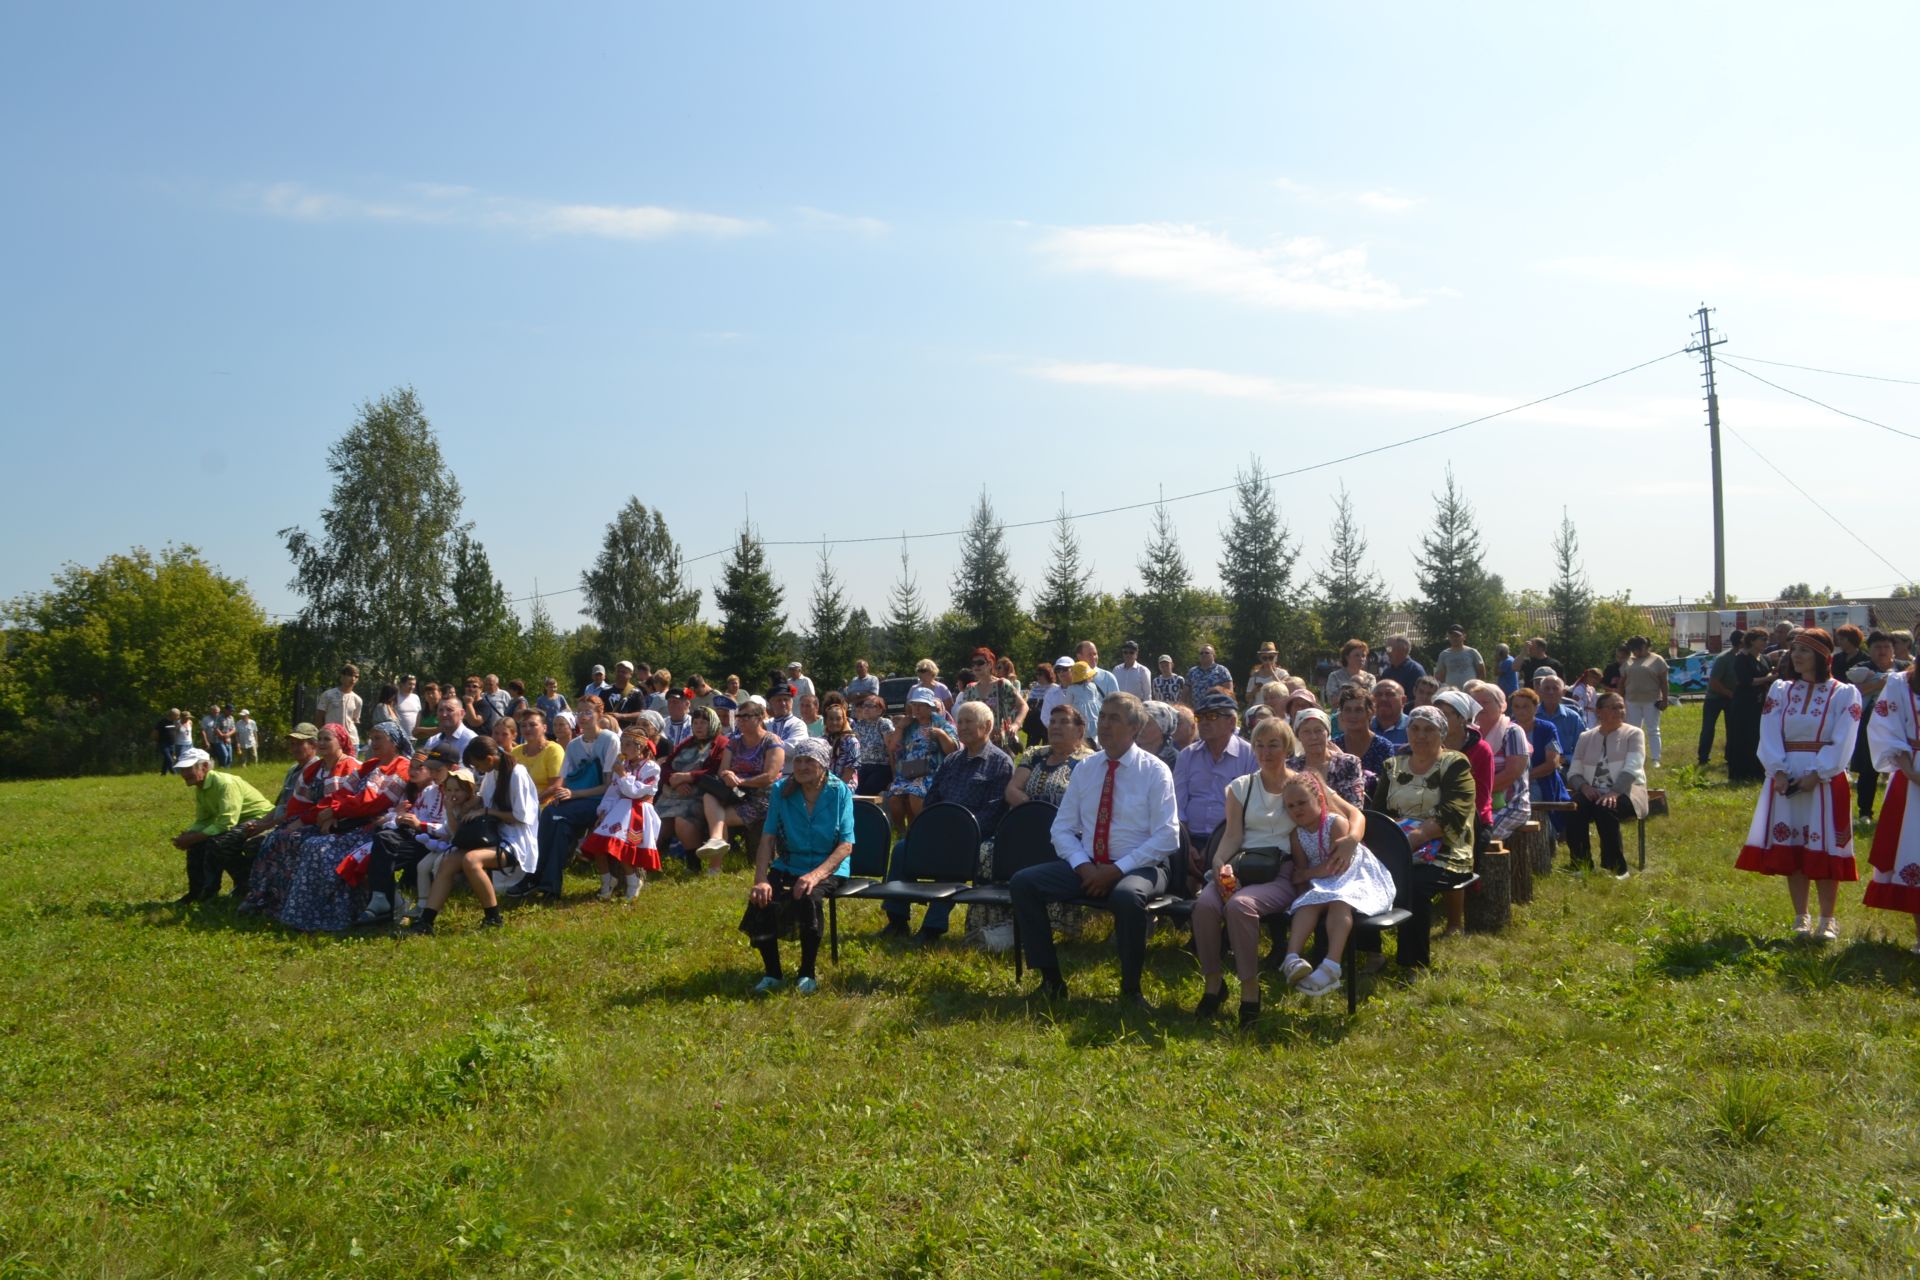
left=576, top=729, right=661, bottom=902
left=168, top=747, right=273, bottom=903
left=276, top=721, right=412, bottom=932
left=1277, top=772, right=1395, bottom=998
left=240, top=724, right=359, bottom=918
left=356, top=744, right=460, bottom=926
left=407, top=737, right=538, bottom=935
left=741, top=738, right=854, bottom=995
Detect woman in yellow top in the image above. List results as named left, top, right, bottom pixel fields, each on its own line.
left=513, top=707, right=567, bottom=805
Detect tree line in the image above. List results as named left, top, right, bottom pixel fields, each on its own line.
left=1, top=386, right=1641, bottom=777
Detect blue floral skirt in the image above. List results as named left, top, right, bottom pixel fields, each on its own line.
left=274, top=831, right=373, bottom=932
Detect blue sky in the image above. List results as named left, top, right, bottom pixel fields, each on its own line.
left=6, top=3, right=1920, bottom=633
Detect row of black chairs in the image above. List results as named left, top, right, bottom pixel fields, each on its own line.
left=827, top=798, right=1430, bottom=1013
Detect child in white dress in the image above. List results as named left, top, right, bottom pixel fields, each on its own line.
left=578, top=730, right=662, bottom=901
left=1280, top=773, right=1397, bottom=997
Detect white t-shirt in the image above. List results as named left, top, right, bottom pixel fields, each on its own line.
left=1434, top=647, right=1484, bottom=689
left=396, top=692, right=422, bottom=738
left=788, top=675, right=816, bottom=699
left=234, top=717, right=258, bottom=747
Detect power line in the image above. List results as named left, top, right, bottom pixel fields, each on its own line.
left=1727, top=425, right=1916, bottom=590
left=677, top=346, right=1693, bottom=565
left=1717, top=356, right=1920, bottom=443
left=1721, top=352, right=1920, bottom=388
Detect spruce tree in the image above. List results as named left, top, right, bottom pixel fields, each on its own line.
left=441, top=532, right=519, bottom=676
left=1130, top=502, right=1198, bottom=669
left=580, top=498, right=705, bottom=672
left=1547, top=509, right=1596, bottom=670
left=803, top=545, right=860, bottom=692
left=950, top=491, right=1024, bottom=663
left=713, top=530, right=787, bottom=689
left=1412, top=467, right=1505, bottom=656
left=1313, top=485, right=1392, bottom=652
left=519, top=591, right=570, bottom=688
left=882, top=540, right=929, bottom=675
left=1032, top=505, right=1095, bottom=663
left=1217, top=456, right=1306, bottom=676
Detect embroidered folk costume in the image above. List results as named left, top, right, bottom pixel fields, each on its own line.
left=1735, top=671, right=1861, bottom=881
left=579, top=759, right=663, bottom=871
left=1864, top=669, right=1920, bottom=917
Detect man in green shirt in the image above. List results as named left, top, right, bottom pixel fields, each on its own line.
left=170, top=747, right=273, bottom=903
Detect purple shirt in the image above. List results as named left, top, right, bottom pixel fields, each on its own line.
left=1171, top=733, right=1258, bottom=836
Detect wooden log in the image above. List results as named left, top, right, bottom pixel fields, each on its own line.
left=1465, top=841, right=1512, bottom=934
left=1509, top=821, right=1539, bottom=905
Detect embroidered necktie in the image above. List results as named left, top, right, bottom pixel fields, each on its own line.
left=1091, top=758, right=1121, bottom=864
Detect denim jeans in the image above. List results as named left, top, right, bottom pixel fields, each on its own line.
left=534, top=795, right=601, bottom=892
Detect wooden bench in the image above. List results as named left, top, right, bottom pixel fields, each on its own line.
left=1532, top=791, right=1667, bottom=871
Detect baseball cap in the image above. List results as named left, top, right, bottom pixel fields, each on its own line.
left=1447, top=624, right=1466, bottom=636
left=287, top=722, right=319, bottom=741
left=1194, top=692, right=1238, bottom=717
left=1053, top=656, right=1073, bottom=669
left=615, top=660, right=635, bottom=672
left=591, top=664, right=607, bottom=676
left=1120, top=639, right=1139, bottom=651
left=668, top=686, right=691, bottom=701
left=172, top=748, right=212, bottom=771
left=423, top=744, right=463, bottom=769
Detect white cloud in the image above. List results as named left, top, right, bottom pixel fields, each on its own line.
left=250, top=181, right=763, bottom=240
left=795, top=205, right=891, bottom=236
left=1033, top=222, right=1423, bottom=313
left=1273, top=177, right=1424, bottom=214
left=1538, top=255, right=1920, bottom=321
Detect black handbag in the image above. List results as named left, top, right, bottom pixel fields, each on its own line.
left=451, top=815, right=502, bottom=851
left=694, top=774, right=746, bottom=805
left=1224, top=778, right=1287, bottom=884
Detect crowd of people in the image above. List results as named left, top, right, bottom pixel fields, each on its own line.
left=158, top=618, right=1920, bottom=1010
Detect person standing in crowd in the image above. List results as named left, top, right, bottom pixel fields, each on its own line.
left=394, top=674, right=422, bottom=741
left=1563, top=692, right=1648, bottom=878
left=416, top=682, right=441, bottom=734
left=168, top=747, right=273, bottom=902
left=741, top=738, right=854, bottom=995
left=785, top=660, right=816, bottom=701
left=234, top=709, right=259, bottom=765
left=913, top=659, right=954, bottom=711
left=1724, top=629, right=1773, bottom=783
left=1322, top=639, right=1376, bottom=708
left=1111, top=640, right=1153, bottom=702
left=1518, top=638, right=1564, bottom=689
left=1602, top=644, right=1629, bottom=693
left=1011, top=695, right=1178, bottom=1006
left=602, top=661, right=649, bottom=729
left=1570, top=667, right=1604, bottom=728
left=1700, top=631, right=1744, bottom=767
left=1433, top=625, right=1485, bottom=689
left=1379, top=635, right=1425, bottom=696
left=154, top=708, right=185, bottom=774
left=1246, top=644, right=1286, bottom=703
left=533, top=677, right=569, bottom=728
left=1023, top=662, right=1056, bottom=746
left=1618, top=636, right=1670, bottom=767
left=1763, top=621, right=1795, bottom=662
left=1038, top=657, right=1072, bottom=723
left=1494, top=644, right=1519, bottom=698
left=1072, top=641, right=1119, bottom=698
left=1863, top=659, right=1920, bottom=953
left=1172, top=691, right=1259, bottom=896
left=1151, top=654, right=1187, bottom=707
left=957, top=647, right=1028, bottom=755
left=315, top=664, right=363, bottom=752
left=1187, top=644, right=1233, bottom=699
left=1368, top=680, right=1411, bottom=748
left=582, top=664, right=612, bottom=702
left=883, top=701, right=1012, bottom=944
left=1849, top=631, right=1898, bottom=827
left=1892, top=630, right=1915, bottom=671
left=1734, top=628, right=1860, bottom=940
left=199, top=704, right=226, bottom=767
left=1411, top=674, right=1442, bottom=709
left=843, top=658, right=881, bottom=705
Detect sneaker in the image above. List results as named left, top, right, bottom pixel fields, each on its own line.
left=752, top=976, right=784, bottom=996
left=624, top=876, right=644, bottom=901
left=1613, top=869, right=1630, bottom=881
left=1282, top=955, right=1312, bottom=987
left=503, top=878, right=541, bottom=899
left=794, top=977, right=819, bottom=995
left=355, top=893, right=393, bottom=927
left=1792, top=914, right=1813, bottom=937
left=479, top=914, right=504, bottom=930
left=1815, top=918, right=1838, bottom=941
left=698, top=835, right=730, bottom=854
left=1299, top=964, right=1341, bottom=997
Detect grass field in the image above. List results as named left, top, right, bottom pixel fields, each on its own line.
left=2, top=703, right=1918, bottom=1278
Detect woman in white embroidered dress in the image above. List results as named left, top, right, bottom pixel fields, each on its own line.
left=1734, top=629, right=1861, bottom=940
left=1863, top=663, right=1920, bottom=953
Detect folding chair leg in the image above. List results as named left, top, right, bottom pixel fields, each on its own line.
left=829, top=898, right=840, bottom=964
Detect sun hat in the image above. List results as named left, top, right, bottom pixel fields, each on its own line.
left=287, top=722, right=319, bottom=741
left=906, top=686, right=941, bottom=708
left=1068, top=661, right=1095, bottom=685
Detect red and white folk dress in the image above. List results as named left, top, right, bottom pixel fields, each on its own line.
left=579, top=760, right=662, bottom=871
left=1735, top=677, right=1861, bottom=879
left=1865, top=670, right=1920, bottom=915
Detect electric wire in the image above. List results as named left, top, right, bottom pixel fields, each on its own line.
left=1717, top=356, right=1920, bottom=443
left=1726, top=425, right=1916, bottom=590
left=1719, top=352, right=1920, bottom=388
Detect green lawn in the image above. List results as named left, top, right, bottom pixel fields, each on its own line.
left=2, top=704, right=1918, bottom=1278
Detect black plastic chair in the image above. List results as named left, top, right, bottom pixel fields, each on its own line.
left=1155, top=826, right=1227, bottom=927
left=1340, top=810, right=1419, bottom=1013
left=826, top=799, right=900, bottom=963
left=834, top=802, right=980, bottom=958
left=951, top=800, right=1061, bottom=979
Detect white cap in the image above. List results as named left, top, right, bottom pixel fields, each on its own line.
left=173, top=748, right=212, bottom=771
left=615, top=660, right=635, bottom=671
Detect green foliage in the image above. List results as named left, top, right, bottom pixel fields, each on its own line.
left=950, top=491, right=1025, bottom=662
left=802, top=547, right=861, bottom=692
left=1128, top=503, right=1199, bottom=669
left=880, top=541, right=930, bottom=676
left=1217, top=456, right=1309, bottom=675
left=1549, top=509, right=1597, bottom=668
left=438, top=532, right=519, bottom=678
left=1412, top=466, right=1506, bottom=656
left=579, top=499, right=707, bottom=674
left=1032, top=507, right=1095, bottom=665
left=516, top=595, right=570, bottom=691
left=1312, top=485, right=1392, bottom=655
left=712, top=530, right=787, bottom=689
left=279, top=387, right=467, bottom=682
left=1774, top=582, right=1842, bottom=604
left=1583, top=596, right=1657, bottom=668
left=1708, top=1075, right=1792, bottom=1147
left=1, top=546, right=283, bottom=776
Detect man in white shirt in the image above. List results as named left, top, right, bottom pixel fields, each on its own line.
left=1111, top=639, right=1153, bottom=701
left=1011, top=693, right=1179, bottom=1005
left=415, top=697, right=476, bottom=765
left=785, top=661, right=816, bottom=701
left=315, top=663, right=364, bottom=750
left=394, top=674, right=422, bottom=740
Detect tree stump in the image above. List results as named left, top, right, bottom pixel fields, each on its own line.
left=1465, top=841, right=1512, bottom=934
left=1535, top=821, right=1557, bottom=876
left=1509, top=822, right=1539, bottom=906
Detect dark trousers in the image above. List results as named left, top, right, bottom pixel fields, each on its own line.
left=855, top=763, right=893, bottom=796
left=1355, top=862, right=1470, bottom=969
left=365, top=828, right=430, bottom=902
left=1698, top=697, right=1726, bottom=765
left=1010, top=859, right=1167, bottom=990
left=533, top=796, right=600, bottom=892
left=1564, top=796, right=1627, bottom=873
left=185, top=827, right=254, bottom=898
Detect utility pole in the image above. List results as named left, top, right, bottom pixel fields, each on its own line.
left=1688, top=304, right=1728, bottom=608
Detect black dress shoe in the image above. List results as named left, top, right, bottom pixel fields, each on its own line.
left=1194, top=987, right=1230, bottom=1018
left=911, top=929, right=947, bottom=947
left=879, top=920, right=910, bottom=939
left=1030, top=978, right=1069, bottom=1001
left=1238, top=1001, right=1261, bottom=1029
left=1118, top=989, right=1153, bottom=1012
left=502, top=879, right=540, bottom=899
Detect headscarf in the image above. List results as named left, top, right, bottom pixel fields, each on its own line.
left=1408, top=706, right=1447, bottom=733
left=1140, top=699, right=1179, bottom=742
left=368, top=718, right=412, bottom=759
left=689, top=705, right=721, bottom=734
left=638, top=709, right=667, bottom=736
left=1432, top=689, right=1477, bottom=723
left=790, top=737, right=833, bottom=771
left=1291, top=707, right=1332, bottom=735
left=319, top=723, right=354, bottom=756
